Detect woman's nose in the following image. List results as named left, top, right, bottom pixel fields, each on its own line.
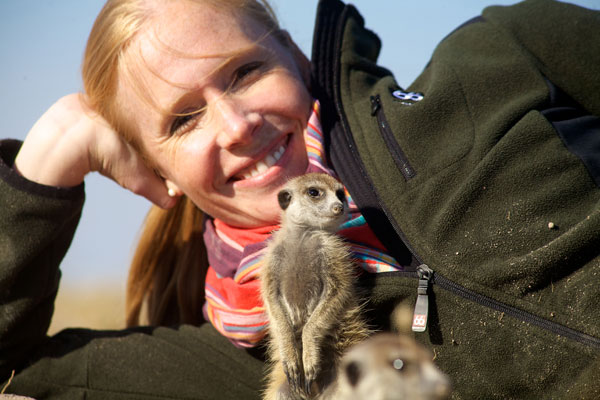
left=214, top=97, right=261, bottom=148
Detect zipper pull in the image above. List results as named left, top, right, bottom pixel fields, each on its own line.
left=370, top=95, right=381, bottom=116
left=412, top=264, right=433, bottom=332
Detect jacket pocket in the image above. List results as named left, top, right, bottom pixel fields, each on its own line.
left=370, top=94, right=416, bottom=180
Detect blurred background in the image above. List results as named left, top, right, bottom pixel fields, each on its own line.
left=1, top=0, right=597, bottom=333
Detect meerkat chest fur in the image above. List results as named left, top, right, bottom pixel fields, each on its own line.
left=263, top=173, right=352, bottom=330
left=271, top=226, right=350, bottom=327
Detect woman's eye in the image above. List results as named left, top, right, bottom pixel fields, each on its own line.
left=231, top=61, right=263, bottom=88
left=170, top=112, right=198, bottom=135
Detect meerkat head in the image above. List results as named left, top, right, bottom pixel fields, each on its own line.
left=338, top=333, right=451, bottom=400
left=277, top=173, right=348, bottom=232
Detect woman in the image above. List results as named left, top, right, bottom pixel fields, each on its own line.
left=1, top=0, right=599, bottom=399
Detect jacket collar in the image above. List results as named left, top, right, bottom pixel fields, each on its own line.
left=308, top=1, right=415, bottom=267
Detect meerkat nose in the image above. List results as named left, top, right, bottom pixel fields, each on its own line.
left=332, top=203, right=343, bottom=215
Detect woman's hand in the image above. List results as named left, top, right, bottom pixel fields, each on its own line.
left=14, top=93, right=176, bottom=209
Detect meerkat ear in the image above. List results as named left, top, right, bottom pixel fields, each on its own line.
left=335, top=188, right=346, bottom=203
left=278, top=189, right=292, bottom=210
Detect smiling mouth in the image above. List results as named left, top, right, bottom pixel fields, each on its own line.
left=233, top=136, right=289, bottom=181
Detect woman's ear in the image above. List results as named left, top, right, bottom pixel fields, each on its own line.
left=280, top=30, right=312, bottom=91
left=165, top=179, right=183, bottom=198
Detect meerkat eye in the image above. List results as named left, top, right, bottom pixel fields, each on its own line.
left=345, top=361, right=361, bottom=387
left=335, top=188, right=346, bottom=203
left=392, top=358, right=405, bottom=371
left=307, top=187, right=321, bottom=198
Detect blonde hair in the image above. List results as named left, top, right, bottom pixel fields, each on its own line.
left=82, top=0, right=282, bottom=326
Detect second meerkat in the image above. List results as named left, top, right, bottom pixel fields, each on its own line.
left=261, top=173, right=371, bottom=400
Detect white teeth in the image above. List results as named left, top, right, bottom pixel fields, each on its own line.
left=265, top=155, right=277, bottom=166
left=241, top=167, right=256, bottom=180
left=238, top=142, right=287, bottom=180
left=256, top=161, right=268, bottom=174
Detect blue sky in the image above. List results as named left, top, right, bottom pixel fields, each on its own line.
left=1, top=0, right=598, bottom=286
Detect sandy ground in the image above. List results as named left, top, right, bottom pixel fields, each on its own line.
left=48, top=281, right=126, bottom=335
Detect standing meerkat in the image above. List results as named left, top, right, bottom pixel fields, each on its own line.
left=261, top=173, right=371, bottom=400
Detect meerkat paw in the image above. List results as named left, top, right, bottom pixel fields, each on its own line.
left=282, top=359, right=304, bottom=394
left=276, top=380, right=303, bottom=400
left=302, top=354, right=320, bottom=396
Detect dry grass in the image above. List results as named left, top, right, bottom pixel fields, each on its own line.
left=48, top=281, right=126, bottom=335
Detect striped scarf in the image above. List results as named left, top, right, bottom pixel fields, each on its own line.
left=203, top=101, right=404, bottom=348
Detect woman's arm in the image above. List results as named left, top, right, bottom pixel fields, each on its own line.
left=0, top=138, right=84, bottom=378
left=0, top=93, right=174, bottom=378
left=482, top=0, right=600, bottom=116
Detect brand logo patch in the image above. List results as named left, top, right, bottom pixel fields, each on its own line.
left=412, top=314, right=427, bottom=330
left=391, top=89, right=424, bottom=105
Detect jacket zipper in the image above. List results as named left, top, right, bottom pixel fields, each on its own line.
left=409, top=265, right=600, bottom=349
left=370, top=94, right=416, bottom=180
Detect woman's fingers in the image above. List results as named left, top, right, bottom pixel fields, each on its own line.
left=90, top=131, right=177, bottom=209
left=15, top=93, right=177, bottom=209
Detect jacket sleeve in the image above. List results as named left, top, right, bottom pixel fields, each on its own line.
left=483, top=0, right=600, bottom=116
left=0, top=139, right=84, bottom=379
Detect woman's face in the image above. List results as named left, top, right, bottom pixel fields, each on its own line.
left=117, top=1, right=312, bottom=227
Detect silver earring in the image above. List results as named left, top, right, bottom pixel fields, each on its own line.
left=168, top=188, right=176, bottom=197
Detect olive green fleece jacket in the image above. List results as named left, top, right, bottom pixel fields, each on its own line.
left=316, top=0, right=600, bottom=398
left=0, top=139, right=267, bottom=399
left=1, top=0, right=599, bottom=399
